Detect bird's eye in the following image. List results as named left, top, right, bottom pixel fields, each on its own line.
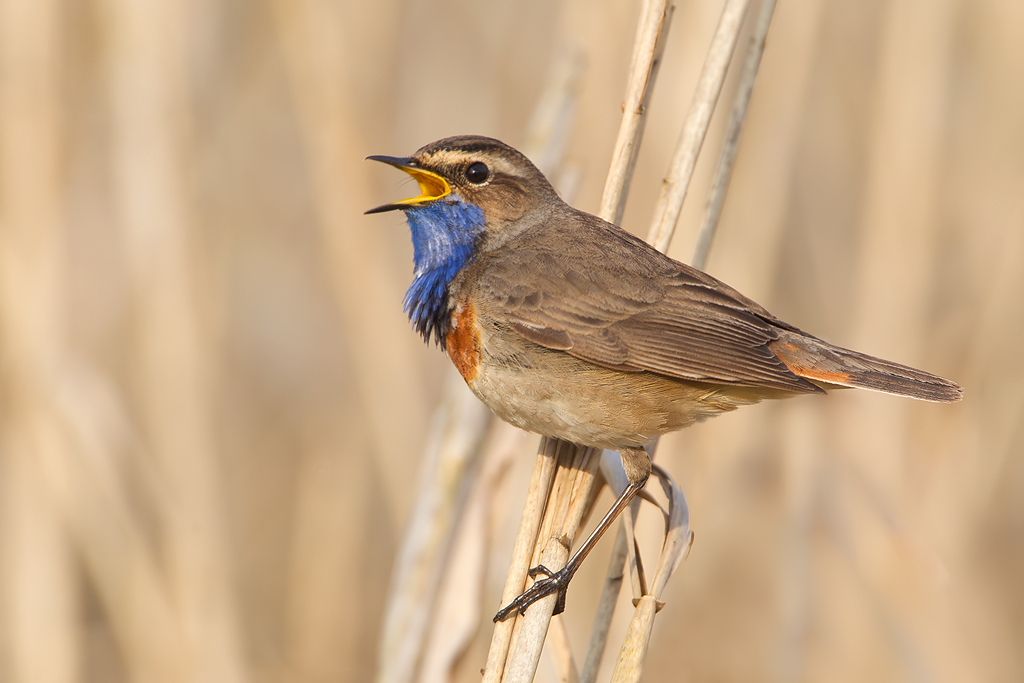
left=465, top=162, right=490, bottom=184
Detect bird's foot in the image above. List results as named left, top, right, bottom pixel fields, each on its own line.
left=493, top=564, right=573, bottom=622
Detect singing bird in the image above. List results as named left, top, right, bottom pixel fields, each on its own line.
left=366, top=135, right=962, bottom=621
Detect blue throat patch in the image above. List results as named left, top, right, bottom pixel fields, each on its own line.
left=403, top=198, right=485, bottom=346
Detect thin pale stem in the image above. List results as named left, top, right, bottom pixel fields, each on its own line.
left=609, top=596, right=659, bottom=683
left=599, top=0, right=675, bottom=225
left=693, top=0, right=778, bottom=270
left=482, top=440, right=558, bottom=683
left=503, top=444, right=599, bottom=683
left=646, top=0, right=752, bottom=252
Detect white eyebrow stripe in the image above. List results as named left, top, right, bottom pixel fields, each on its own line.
left=419, top=150, right=521, bottom=179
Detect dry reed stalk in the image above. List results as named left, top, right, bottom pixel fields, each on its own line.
left=696, top=0, right=825, bottom=305
left=102, top=0, right=246, bottom=679
left=607, top=466, right=691, bottom=683
left=482, top=441, right=560, bottom=683
left=503, top=442, right=601, bottom=683
left=0, top=4, right=76, bottom=682
left=646, top=0, right=751, bottom=252
left=599, top=0, right=675, bottom=227
left=692, top=0, right=778, bottom=271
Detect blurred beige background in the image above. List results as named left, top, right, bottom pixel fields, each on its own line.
left=0, top=0, right=1021, bottom=681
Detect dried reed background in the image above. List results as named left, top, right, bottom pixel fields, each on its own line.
left=0, top=0, right=1021, bottom=681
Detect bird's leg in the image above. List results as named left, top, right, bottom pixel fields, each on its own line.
left=493, top=447, right=651, bottom=622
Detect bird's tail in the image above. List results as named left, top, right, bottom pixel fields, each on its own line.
left=770, top=331, right=963, bottom=403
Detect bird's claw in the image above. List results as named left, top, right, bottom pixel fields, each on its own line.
left=493, top=565, right=571, bottom=622
left=528, top=564, right=554, bottom=579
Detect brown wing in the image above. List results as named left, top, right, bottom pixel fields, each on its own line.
left=473, top=212, right=822, bottom=394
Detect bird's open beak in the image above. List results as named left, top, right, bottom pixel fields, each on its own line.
left=365, top=155, right=451, bottom=214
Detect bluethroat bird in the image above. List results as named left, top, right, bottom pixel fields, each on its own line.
left=366, top=135, right=962, bottom=621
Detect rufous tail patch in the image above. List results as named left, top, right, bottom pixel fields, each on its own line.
left=773, top=342, right=852, bottom=385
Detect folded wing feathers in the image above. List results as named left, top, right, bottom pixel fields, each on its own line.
left=479, top=220, right=866, bottom=394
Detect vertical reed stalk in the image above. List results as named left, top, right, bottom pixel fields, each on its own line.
left=646, top=0, right=751, bottom=251
left=0, top=2, right=76, bottom=682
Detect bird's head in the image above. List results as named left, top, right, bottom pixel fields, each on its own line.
left=366, top=135, right=560, bottom=239
left=366, top=135, right=559, bottom=344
